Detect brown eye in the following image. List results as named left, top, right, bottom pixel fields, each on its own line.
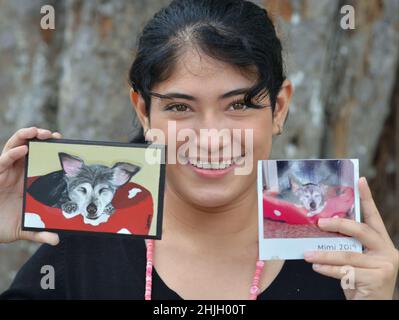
left=165, top=104, right=191, bottom=112
left=228, top=101, right=247, bottom=111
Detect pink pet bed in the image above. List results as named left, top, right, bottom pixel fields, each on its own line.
left=263, top=185, right=354, bottom=225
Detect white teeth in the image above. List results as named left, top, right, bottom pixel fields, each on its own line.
left=188, top=160, right=233, bottom=170
left=186, top=155, right=244, bottom=170
left=210, top=163, right=219, bottom=169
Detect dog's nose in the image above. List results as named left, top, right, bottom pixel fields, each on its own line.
left=87, top=203, right=97, bottom=215
left=310, top=201, right=316, bottom=209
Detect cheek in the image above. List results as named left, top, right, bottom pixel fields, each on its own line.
left=147, top=109, right=171, bottom=142
left=251, top=121, right=273, bottom=160
left=99, top=192, right=113, bottom=204
left=252, top=131, right=272, bottom=161
left=69, top=191, right=83, bottom=203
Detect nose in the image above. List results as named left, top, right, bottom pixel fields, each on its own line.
left=87, top=203, right=97, bottom=215
left=196, top=126, right=235, bottom=161
left=309, top=201, right=316, bottom=209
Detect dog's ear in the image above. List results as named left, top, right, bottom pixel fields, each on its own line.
left=111, top=163, right=141, bottom=187
left=319, top=174, right=332, bottom=193
left=58, top=153, right=84, bottom=177
left=289, top=174, right=300, bottom=193
left=320, top=183, right=329, bottom=194
left=320, top=174, right=333, bottom=185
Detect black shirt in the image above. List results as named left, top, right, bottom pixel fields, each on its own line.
left=0, top=234, right=346, bottom=300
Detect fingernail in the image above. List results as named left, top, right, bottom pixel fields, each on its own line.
left=318, top=218, right=329, bottom=227
left=304, top=251, right=315, bottom=259
left=313, top=264, right=321, bottom=270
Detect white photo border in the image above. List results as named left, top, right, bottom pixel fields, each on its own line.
left=257, top=159, right=362, bottom=260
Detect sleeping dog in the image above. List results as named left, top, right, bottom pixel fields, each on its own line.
left=28, top=152, right=141, bottom=226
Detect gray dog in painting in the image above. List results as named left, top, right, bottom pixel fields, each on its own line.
left=57, top=153, right=141, bottom=226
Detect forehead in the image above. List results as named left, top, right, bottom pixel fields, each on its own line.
left=302, top=185, right=322, bottom=193
left=151, top=49, right=258, bottom=98
left=68, top=166, right=114, bottom=189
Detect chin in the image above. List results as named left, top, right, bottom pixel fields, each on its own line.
left=185, top=187, right=240, bottom=209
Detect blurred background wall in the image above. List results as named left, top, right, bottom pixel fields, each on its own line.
left=0, top=0, right=398, bottom=295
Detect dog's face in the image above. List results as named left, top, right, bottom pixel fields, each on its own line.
left=67, top=181, right=114, bottom=220
left=59, top=153, right=140, bottom=221
left=289, top=176, right=328, bottom=212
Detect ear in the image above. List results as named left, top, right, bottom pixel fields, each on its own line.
left=111, top=162, right=141, bottom=187
left=272, top=79, right=294, bottom=136
left=321, top=174, right=332, bottom=184
left=130, top=89, right=150, bottom=132
left=58, top=153, right=84, bottom=177
left=289, top=174, right=300, bottom=193
left=320, top=184, right=329, bottom=194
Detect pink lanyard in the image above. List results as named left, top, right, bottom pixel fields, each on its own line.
left=144, top=239, right=265, bottom=300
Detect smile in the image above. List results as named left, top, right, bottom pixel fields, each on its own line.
left=187, top=155, right=244, bottom=170
left=180, top=155, right=246, bottom=179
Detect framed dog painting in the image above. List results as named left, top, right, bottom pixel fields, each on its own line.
left=257, top=159, right=362, bottom=260
left=21, top=138, right=166, bottom=239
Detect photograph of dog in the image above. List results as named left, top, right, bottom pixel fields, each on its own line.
left=257, top=159, right=361, bottom=260
left=261, top=159, right=357, bottom=238
left=22, top=139, right=165, bottom=238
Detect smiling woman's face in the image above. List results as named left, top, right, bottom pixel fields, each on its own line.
left=133, top=50, right=291, bottom=209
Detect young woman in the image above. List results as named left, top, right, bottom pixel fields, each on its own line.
left=0, top=0, right=397, bottom=300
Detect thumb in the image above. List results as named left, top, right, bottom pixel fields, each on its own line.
left=358, top=177, right=388, bottom=238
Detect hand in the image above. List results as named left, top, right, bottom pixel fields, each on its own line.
left=0, top=127, right=62, bottom=245
left=304, top=177, right=399, bottom=300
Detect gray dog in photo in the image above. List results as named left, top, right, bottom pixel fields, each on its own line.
left=288, top=175, right=329, bottom=217
left=277, top=161, right=338, bottom=217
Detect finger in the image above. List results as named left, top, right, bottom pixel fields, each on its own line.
left=359, top=177, right=390, bottom=238
left=19, top=230, right=59, bottom=246
left=52, top=132, right=62, bottom=139
left=318, top=217, right=383, bottom=251
left=36, top=129, right=53, bottom=140
left=0, top=145, right=28, bottom=175
left=2, top=127, right=38, bottom=153
left=311, top=263, right=370, bottom=283
left=3, top=128, right=54, bottom=153
left=304, top=251, right=382, bottom=269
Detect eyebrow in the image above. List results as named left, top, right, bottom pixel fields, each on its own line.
left=149, top=87, right=250, bottom=101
